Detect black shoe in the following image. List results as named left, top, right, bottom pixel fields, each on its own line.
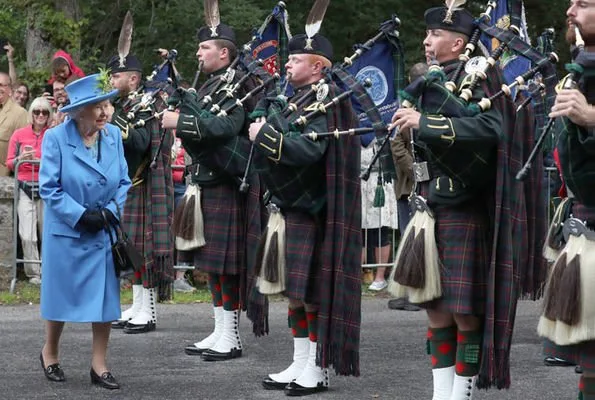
left=111, top=320, right=128, bottom=329
left=90, top=368, right=120, bottom=390
left=388, top=298, right=422, bottom=311
left=40, top=353, right=66, bottom=382
left=123, top=321, right=156, bottom=334
left=576, top=365, right=583, bottom=374
left=262, top=376, right=289, bottom=390
left=284, top=381, right=328, bottom=396
left=201, top=347, right=242, bottom=361
left=184, top=344, right=207, bottom=356
left=544, top=356, right=576, bottom=367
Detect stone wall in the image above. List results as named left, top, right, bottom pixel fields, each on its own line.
left=0, top=176, right=15, bottom=290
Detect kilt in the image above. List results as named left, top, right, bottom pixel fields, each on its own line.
left=422, top=200, right=490, bottom=315
left=282, top=209, right=322, bottom=303
left=543, top=339, right=595, bottom=370
left=192, top=182, right=243, bottom=275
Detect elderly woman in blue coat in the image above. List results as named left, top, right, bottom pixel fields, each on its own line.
left=38, top=73, right=131, bottom=389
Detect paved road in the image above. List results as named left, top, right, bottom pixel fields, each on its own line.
left=0, top=299, right=579, bottom=399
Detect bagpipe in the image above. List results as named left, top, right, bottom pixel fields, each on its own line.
left=360, top=0, right=559, bottom=183
left=238, top=16, right=403, bottom=191
left=517, top=26, right=585, bottom=181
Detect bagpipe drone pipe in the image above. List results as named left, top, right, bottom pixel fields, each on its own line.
left=241, top=15, right=404, bottom=189
left=392, top=5, right=558, bottom=189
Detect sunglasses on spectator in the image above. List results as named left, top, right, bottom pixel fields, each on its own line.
left=33, top=109, right=50, bottom=116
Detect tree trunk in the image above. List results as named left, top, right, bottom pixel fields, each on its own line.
left=25, top=0, right=81, bottom=69
left=55, top=0, right=81, bottom=57
left=25, top=7, right=52, bottom=70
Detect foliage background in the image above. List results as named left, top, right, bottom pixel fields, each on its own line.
left=0, top=0, right=570, bottom=96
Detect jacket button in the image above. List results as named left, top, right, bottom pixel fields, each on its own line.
left=86, top=181, right=92, bottom=186
left=99, top=178, right=106, bottom=185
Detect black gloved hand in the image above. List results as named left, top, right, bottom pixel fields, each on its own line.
left=76, top=209, right=105, bottom=233
left=101, top=208, right=118, bottom=227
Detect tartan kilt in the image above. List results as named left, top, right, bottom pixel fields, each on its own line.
left=282, top=209, right=321, bottom=303
left=192, top=182, right=244, bottom=275
left=422, top=200, right=490, bottom=315
left=122, top=184, right=147, bottom=261
left=543, top=338, right=595, bottom=370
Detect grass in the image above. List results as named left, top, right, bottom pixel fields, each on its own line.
left=0, top=281, right=214, bottom=306
left=0, top=280, right=390, bottom=306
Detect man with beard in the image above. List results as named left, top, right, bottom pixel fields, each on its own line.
left=108, top=55, right=174, bottom=334
left=538, top=1, right=595, bottom=399
left=0, top=72, right=28, bottom=176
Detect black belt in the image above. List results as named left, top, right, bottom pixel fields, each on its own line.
left=18, top=181, right=39, bottom=200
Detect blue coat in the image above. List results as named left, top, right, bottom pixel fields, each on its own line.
left=39, top=119, right=131, bottom=322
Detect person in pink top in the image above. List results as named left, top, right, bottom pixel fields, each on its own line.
left=7, top=97, right=54, bottom=284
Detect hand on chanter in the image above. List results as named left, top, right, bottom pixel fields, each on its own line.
left=249, top=117, right=266, bottom=142
left=161, top=110, right=180, bottom=130
left=549, top=89, right=595, bottom=127
left=389, top=108, right=421, bottom=132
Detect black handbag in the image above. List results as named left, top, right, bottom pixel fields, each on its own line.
left=102, top=209, right=143, bottom=278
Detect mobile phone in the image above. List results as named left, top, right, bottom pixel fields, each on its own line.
left=24, top=145, right=34, bottom=152
left=0, top=39, right=6, bottom=55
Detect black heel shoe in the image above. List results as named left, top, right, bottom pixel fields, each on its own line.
left=90, top=368, right=120, bottom=390
left=40, top=353, right=66, bottom=382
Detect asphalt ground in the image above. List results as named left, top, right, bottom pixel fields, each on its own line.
left=0, top=299, right=580, bottom=400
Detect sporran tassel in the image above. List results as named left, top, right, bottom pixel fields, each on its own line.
left=543, top=253, right=566, bottom=321
left=172, top=195, right=196, bottom=240
left=257, top=209, right=286, bottom=295
left=373, top=173, right=385, bottom=208
left=388, top=207, right=442, bottom=304
left=556, top=254, right=582, bottom=326
left=174, top=184, right=206, bottom=250
left=264, top=232, right=279, bottom=282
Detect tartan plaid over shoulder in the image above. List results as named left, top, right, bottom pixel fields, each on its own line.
left=316, top=85, right=362, bottom=377
left=117, top=90, right=174, bottom=294
left=253, top=82, right=362, bottom=375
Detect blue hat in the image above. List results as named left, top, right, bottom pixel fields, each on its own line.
left=60, top=73, right=119, bottom=113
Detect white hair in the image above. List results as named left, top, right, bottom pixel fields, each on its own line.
left=27, top=97, right=54, bottom=126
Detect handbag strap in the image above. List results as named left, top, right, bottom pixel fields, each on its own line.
left=101, top=209, right=118, bottom=246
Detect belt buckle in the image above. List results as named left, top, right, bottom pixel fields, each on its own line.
left=267, top=202, right=281, bottom=214
left=563, top=217, right=595, bottom=241
left=413, top=161, right=430, bottom=182
left=409, top=193, right=433, bottom=218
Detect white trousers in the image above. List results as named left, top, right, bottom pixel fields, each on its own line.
left=17, top=189, right=43, bottom=278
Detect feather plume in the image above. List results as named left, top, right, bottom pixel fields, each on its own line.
left=443, top=0, right=467, bottom=24
left=117, top=11, right=134, bottom=68
left=304, top=0, right=330, bottom=50
left=204, top=0, right=221, bottom=37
